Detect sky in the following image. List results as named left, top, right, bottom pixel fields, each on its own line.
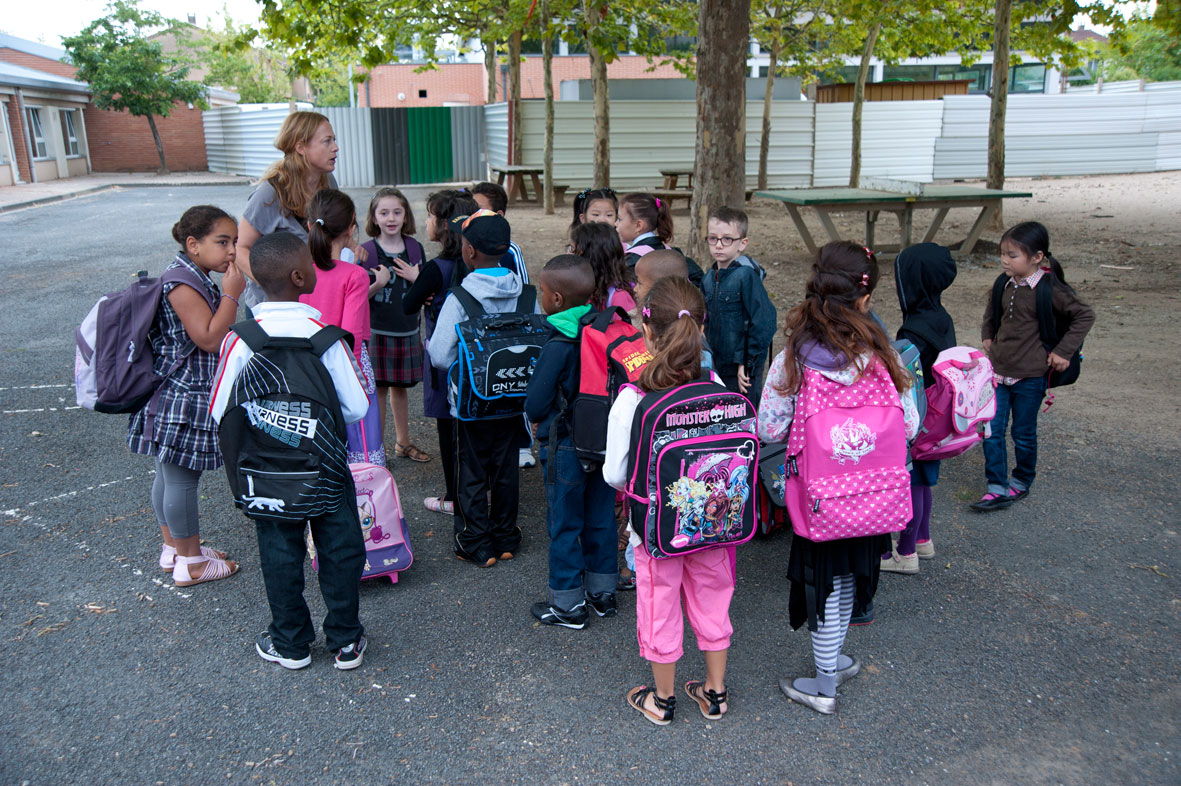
left=1, top=0, right=263, bottom=48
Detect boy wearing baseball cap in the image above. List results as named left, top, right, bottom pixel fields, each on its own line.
left=429, top=210, right=529, bottom=568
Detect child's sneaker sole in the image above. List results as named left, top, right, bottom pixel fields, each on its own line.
left=255, top=632, right=311, bottom=670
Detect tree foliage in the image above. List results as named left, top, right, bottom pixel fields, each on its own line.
left=1101, top=13, right=1181, bottom=82
left=194, top=14, right=291, bottom=103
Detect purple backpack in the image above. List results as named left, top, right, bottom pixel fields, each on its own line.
left=784, top=360, right=912, bottom=542
left=74, top=268, right=213, bottom=414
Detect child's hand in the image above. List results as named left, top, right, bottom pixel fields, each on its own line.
left=737, top=364, right=750, bottom=393
left=1047, top=351, right=1070, bottom=372
left=389, top=257, right=420, bottom=283
left=982, top=339, right=993, bottom=354
left=348, top=238, right=369, bottom=264
left=374, top=265, right=392, bottom=287
left=223, top=260, right=246, bottom=299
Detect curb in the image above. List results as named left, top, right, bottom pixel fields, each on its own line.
left=0, top=178, right=252, bottom=214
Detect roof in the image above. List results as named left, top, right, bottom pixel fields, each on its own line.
left=0, top=32, right=69, bottom=62
left=0, top=60, right=89, bottom=94
left=1069, top=26, right=1108, bottom=44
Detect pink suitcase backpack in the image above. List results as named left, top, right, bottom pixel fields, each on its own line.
left=784, top=360, right=912, bottom=542
left=911, top=347, right=997, bottom=461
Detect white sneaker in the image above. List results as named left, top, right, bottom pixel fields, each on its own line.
left=916, top=540, right=935, bottom=560
left=518, top=448, right=536, bottom=468
left=881, top=551, right=919, bottom=574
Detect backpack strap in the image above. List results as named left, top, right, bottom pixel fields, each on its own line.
left=405, top=236, right=425, bottom=267
left=161, top=265, right=219, bottom=312
left=1034, top=275, right=1059, bottom=351
left=308, top=325, right=352, bottom=357
left=229, top=318, right=271, bottom=352
left=988, top=273, right=1008, bottom=340
left=516, top=284, right=537, bottom=314
left=447, top=286, right=486, bottom=319
left=590, top=306, right=630, bottom=332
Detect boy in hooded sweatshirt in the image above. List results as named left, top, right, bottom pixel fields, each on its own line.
left=880, top=242, right=958, bottom=575
left=429, top=210, right=527, bottom=568
left=525, top=255, right=620, bottom=629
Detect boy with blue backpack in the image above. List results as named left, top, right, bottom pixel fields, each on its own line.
left=525, top=255, right=622, bottom=629
left=210, top=232, right=370, bottom=671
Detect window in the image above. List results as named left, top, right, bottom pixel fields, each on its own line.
left=1010, top=63, right=1047, bottom=93
left=417, top=88, right=427, bottom=98
left=26, top=108, right=48, bottom=159
left=61, top=110, right=80, bottom=157
left=882, top=64, right=935, bottom=82
left=935, top=64, right=989, bottom=93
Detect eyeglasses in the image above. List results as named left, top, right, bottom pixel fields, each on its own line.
left=706, top=235, right=743, bottom=247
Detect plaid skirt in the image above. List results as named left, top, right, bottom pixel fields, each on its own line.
left=370, top=332, right=424, bottom=388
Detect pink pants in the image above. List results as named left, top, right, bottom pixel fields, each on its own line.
left=634, top=545, right=735, bottom=664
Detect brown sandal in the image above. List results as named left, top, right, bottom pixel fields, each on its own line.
left=684, top=680, right=728, bottom=719
left=395, top=442, right=431, bottom=463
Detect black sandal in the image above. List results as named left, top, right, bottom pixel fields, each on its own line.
left=684, top=680, right=728, bottom=719
left=627, top=685, right=675, bottom=726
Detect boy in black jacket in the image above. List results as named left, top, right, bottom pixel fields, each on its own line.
left=525, top=255, right=619, bottom=629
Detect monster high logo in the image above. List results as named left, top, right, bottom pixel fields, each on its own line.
left=665, top=403, right=746, bottom=428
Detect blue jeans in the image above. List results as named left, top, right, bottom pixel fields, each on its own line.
left=982, top=377, right=1046, bottom=495
left=541, top=438, right=619, bottom=610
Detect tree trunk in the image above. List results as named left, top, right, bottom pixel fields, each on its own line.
left=542, top=0, right=554, bottom=214
left=584, top=0, right=610, bottom=186
left=849, top=21, right=880, bottom=187
left=484, top=38, right=497, bottom=103
left=987, top=0, right=1012, bottom=229
left=689, top=0, right=752, bottom=263
left=758, top=36, right=780, bottom=191
left=146, top=113, right=168, bottom=175
left=509, top=30, right=523, bottom=165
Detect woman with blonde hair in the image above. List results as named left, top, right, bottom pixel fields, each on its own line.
left=236, top=111, right=363, bottom=306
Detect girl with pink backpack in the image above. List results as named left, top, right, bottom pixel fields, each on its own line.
left=758, top=242, right=920, bottom=715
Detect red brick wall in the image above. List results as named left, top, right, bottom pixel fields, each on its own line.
left=0, top=48, right=78, bottom=79
left=4, top=99, right=32, bottom=181
left=84, top=103, right=208, bottom=172
left=363, top=55, right=692, bottom=107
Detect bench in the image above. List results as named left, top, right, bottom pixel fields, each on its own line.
left=643, top=188, right=756, bottom=209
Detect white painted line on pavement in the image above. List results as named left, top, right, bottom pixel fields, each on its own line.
left=2, top=470, right=155, bottom=517
left=0, top=384, right=72, bottom=391
left=2, top=406, right=82, bottom=414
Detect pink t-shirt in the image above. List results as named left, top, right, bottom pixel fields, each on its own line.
left=299, top=260, right=372, bottom=361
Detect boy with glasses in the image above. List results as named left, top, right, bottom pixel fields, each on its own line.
left=701, top=206, right=777, bottom=405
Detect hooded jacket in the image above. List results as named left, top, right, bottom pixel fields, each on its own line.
left=428, top=267, right=525, bottom=373
left=524, top=304, right=594, bottom=443
left=893, top=243, right=957, bottom=380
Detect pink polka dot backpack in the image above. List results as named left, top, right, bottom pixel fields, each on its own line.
left=784, top=359, right=912, bottom=542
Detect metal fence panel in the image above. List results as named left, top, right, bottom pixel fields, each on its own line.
left=408, top=107, right=452, bottom=183
left=813, top=101, right=944, bottom=186
left=450, top=106, right=485, bottom=181
left=200, top=104, right=310, bottom=178
left=484, top=103, right=509, bottom=171
left=1067, top=79, right=1181, bottom=94
left=372, top=108, right=410, bottom=185
left=322, top=107, right=374, bottom=187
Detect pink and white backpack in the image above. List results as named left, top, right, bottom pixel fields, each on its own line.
left=784, top=360, right=912, bottom=542
left=910, top=347, right=997, bottom=461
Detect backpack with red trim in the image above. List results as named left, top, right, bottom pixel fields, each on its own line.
left=557, top=307, right=653, bottom=471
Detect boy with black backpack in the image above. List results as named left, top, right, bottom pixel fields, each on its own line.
left=210, top=232, right=370, bottom=671
left=525, top=255, right=621, bottom=628
left=429, top=210, right=534, bottom=568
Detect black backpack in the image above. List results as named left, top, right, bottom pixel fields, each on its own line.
left=218, top=320, right=353, bottom=523
left=989, top=272, right=1082, bottom=388
left=446, top=285, right=547, bottom=420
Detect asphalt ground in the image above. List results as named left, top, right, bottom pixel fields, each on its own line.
left=0, top=186, right=1177, bottom=785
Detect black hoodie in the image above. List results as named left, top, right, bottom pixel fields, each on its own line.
left=894, top=243, right=957, bottom=380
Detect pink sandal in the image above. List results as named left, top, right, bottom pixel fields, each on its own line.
left=172, top=555, right=239, bottom=587
left=159, top=544, right=227, bottom=572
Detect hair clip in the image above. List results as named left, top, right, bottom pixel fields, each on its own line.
left=654, top=197, right=662, bottom=209
left=677, top=309, right=691, bottom=319
left=314, top=218, right=325, bottom=226
left=860, top=272, right=870, bottom=288
left=642, top=306, right=651, bottom=318
left=863, top=246, right=873, bottom=259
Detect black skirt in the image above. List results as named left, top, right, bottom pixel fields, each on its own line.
left=787, top=532, right=888, bottom=632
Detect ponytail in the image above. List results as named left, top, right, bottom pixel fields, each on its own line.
left=621, top=193, right=674, bottom=244
left=306, top=188, right=356, bottom=270
left=638, top=277, right=704, bottom=392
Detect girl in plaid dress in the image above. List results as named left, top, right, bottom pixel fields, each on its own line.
left=359, top=188, right=430, bottom=464
left=128, top=206, right=245, bottom=587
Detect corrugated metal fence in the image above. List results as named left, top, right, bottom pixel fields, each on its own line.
left=203, top=103, right=312, bottom=178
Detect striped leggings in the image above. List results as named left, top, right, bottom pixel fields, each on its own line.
left=812, top=574, right=854, bottom=674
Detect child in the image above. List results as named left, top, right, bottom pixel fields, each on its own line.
left=300, top=188, right=384, bottom=465
left=604, top=277, right=735, bottom=726
left=972, top=221, right=1094, bottom=512
left=758, top=241, right=920, bottom=715
left=429, top=210, right=526, bottom=568
left=526, top=255, right=620, bottom=628
left=701, top=206, right=776, bottom=405
left=471, top=181, right=535, bottom=469
left=569, top=221, right=636, bottom=313
left=881, top=242, right=957, bottom=574
left=359, top=187, right=430, bottom=464
left=128, top=205, right=244, bottom=586
left=568, top=187, right=618, bottom=236
left=617, top=193, right=705, bottom=287
left=402, top=190, right=480, bottom=515
left=210, top=231, right=370, bottom=670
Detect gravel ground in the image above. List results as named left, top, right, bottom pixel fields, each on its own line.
left=0, top=178, right=1176, bottom=785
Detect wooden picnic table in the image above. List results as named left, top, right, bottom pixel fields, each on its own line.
left=492, top=165, right=544, bottom=204
left=753, top=185, right=1033, bottom=255
left=660, top=168, right=694, bottom=190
